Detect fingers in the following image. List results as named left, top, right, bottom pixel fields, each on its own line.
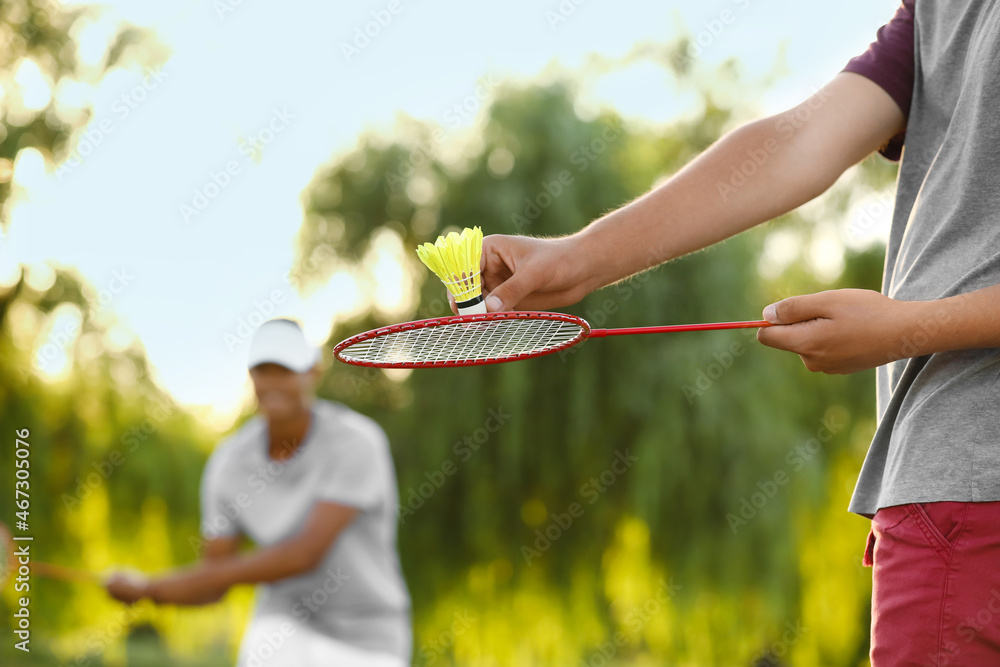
left=762, top=293, right=830, bottom=325
left=477, top=233, right=584, bottom=312
left=757, top=317, right=827, bottom=353
left=758, top=293, right=833, bottom=353
left=480, top=234, right=536, bottom=312
left=484, top=267, right=539, bottom=312
left=480, top=234, right=515, bottom=293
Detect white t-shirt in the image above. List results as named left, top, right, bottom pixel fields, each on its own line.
left=201, top=399, right=411, bottom=660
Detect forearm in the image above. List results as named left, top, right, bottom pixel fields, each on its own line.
left=146, top=539, right=320, bottom=606
left=756, top=285, right=1000, bottom=375
left=146, top=571, right=229, bottom=605
left=569, top=74, right=902, bottom=292
left=906, top=284, right=1000, bottom=356
left=574, top=116, right=816, bottom=289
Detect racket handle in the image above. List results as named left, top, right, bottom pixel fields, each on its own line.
left=33, top=561, right=99, bottom=583
left=589, top=320, right=771, bottom=337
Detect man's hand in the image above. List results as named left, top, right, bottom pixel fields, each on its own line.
left=104, top=565, right=231, bottom=606
left=101, top=502, right=356, bottom=607
left=756, top=289, right=923, bottom=374
left=104, top=570, right=149, bottom=604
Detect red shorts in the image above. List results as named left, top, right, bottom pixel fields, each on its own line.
left=864, top=501, right=1000, bottom=666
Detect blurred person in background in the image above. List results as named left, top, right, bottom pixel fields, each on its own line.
left=105, top=318, right=411, bottom=666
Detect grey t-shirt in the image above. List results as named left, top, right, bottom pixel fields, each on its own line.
left=201, top=399, right=412, bottom=659
left=845, top=0, right=1000, bottom=515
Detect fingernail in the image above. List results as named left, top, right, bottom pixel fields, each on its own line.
left=486, top=296, right=502, bottom=312
left=763, top=304, right=776, bottom=323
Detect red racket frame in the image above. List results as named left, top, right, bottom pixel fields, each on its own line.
left=333, top=311, right=771, bottom=369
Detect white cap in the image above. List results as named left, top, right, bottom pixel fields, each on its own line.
left=247, top=319, right=320, bottom=372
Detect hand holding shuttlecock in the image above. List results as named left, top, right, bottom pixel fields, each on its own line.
left=416, top=227, right=487, bottom=315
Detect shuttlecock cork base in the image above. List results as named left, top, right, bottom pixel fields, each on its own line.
left=416, top=226, right=487, bottom=315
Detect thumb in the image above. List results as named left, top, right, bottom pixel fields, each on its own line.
left=485, top=269, right=539, bottom=312
left=763, top=294, right=827, bottom=324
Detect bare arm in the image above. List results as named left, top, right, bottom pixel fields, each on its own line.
left=757, top=284, right=1000, bottom=374
left=480, top=72, right=906, bottom=312
left=162, top=534, right=243, bottom=605
left=106, top=501, right=357, bottom=606
left=146, top=501, right=357, bottom=606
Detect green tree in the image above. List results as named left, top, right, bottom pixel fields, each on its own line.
left=297, top=54, right=892, bottom=664
left=0, top=0, right=165, bottom=225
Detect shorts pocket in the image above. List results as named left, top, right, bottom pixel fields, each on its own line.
left=871, top=503, right=911, bottom=534
left=910, top=502, right=968, bottom=558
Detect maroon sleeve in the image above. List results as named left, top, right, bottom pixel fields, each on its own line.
left=841, top=0, right=915, bottom=161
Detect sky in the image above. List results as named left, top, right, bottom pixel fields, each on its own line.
left=2, top=0, right=901, bottom=427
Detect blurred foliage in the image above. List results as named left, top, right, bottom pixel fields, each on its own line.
left=0, top=0, right=166, bottom=225
left=0, top=267, right=253, bottom=666
left=0, top=21, right=900, bottom=667
left=295, top=65, right=891, bottom=665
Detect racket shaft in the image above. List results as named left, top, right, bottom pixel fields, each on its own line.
left=589, top=320, right=770, bottom=337
left=33, top=561, right=97, bottom=583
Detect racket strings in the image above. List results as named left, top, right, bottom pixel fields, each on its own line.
left=339, top=317, right=586, bottom=366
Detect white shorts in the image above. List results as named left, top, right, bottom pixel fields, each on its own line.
left=236, top=614, right=406, bottom=667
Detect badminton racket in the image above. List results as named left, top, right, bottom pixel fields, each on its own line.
left=334, top=311, right=770, bottom=368
left=0, top=521, right=101, bottom=587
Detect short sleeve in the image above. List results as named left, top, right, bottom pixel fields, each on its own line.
left=317, top=423, right=387, bottom=511
left=842, top=0, right=915, bottom=161
left=200, top=451, right=240, bottom=539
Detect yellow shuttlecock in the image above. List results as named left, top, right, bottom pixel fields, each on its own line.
left=416, top=226, right=486, bottom=314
